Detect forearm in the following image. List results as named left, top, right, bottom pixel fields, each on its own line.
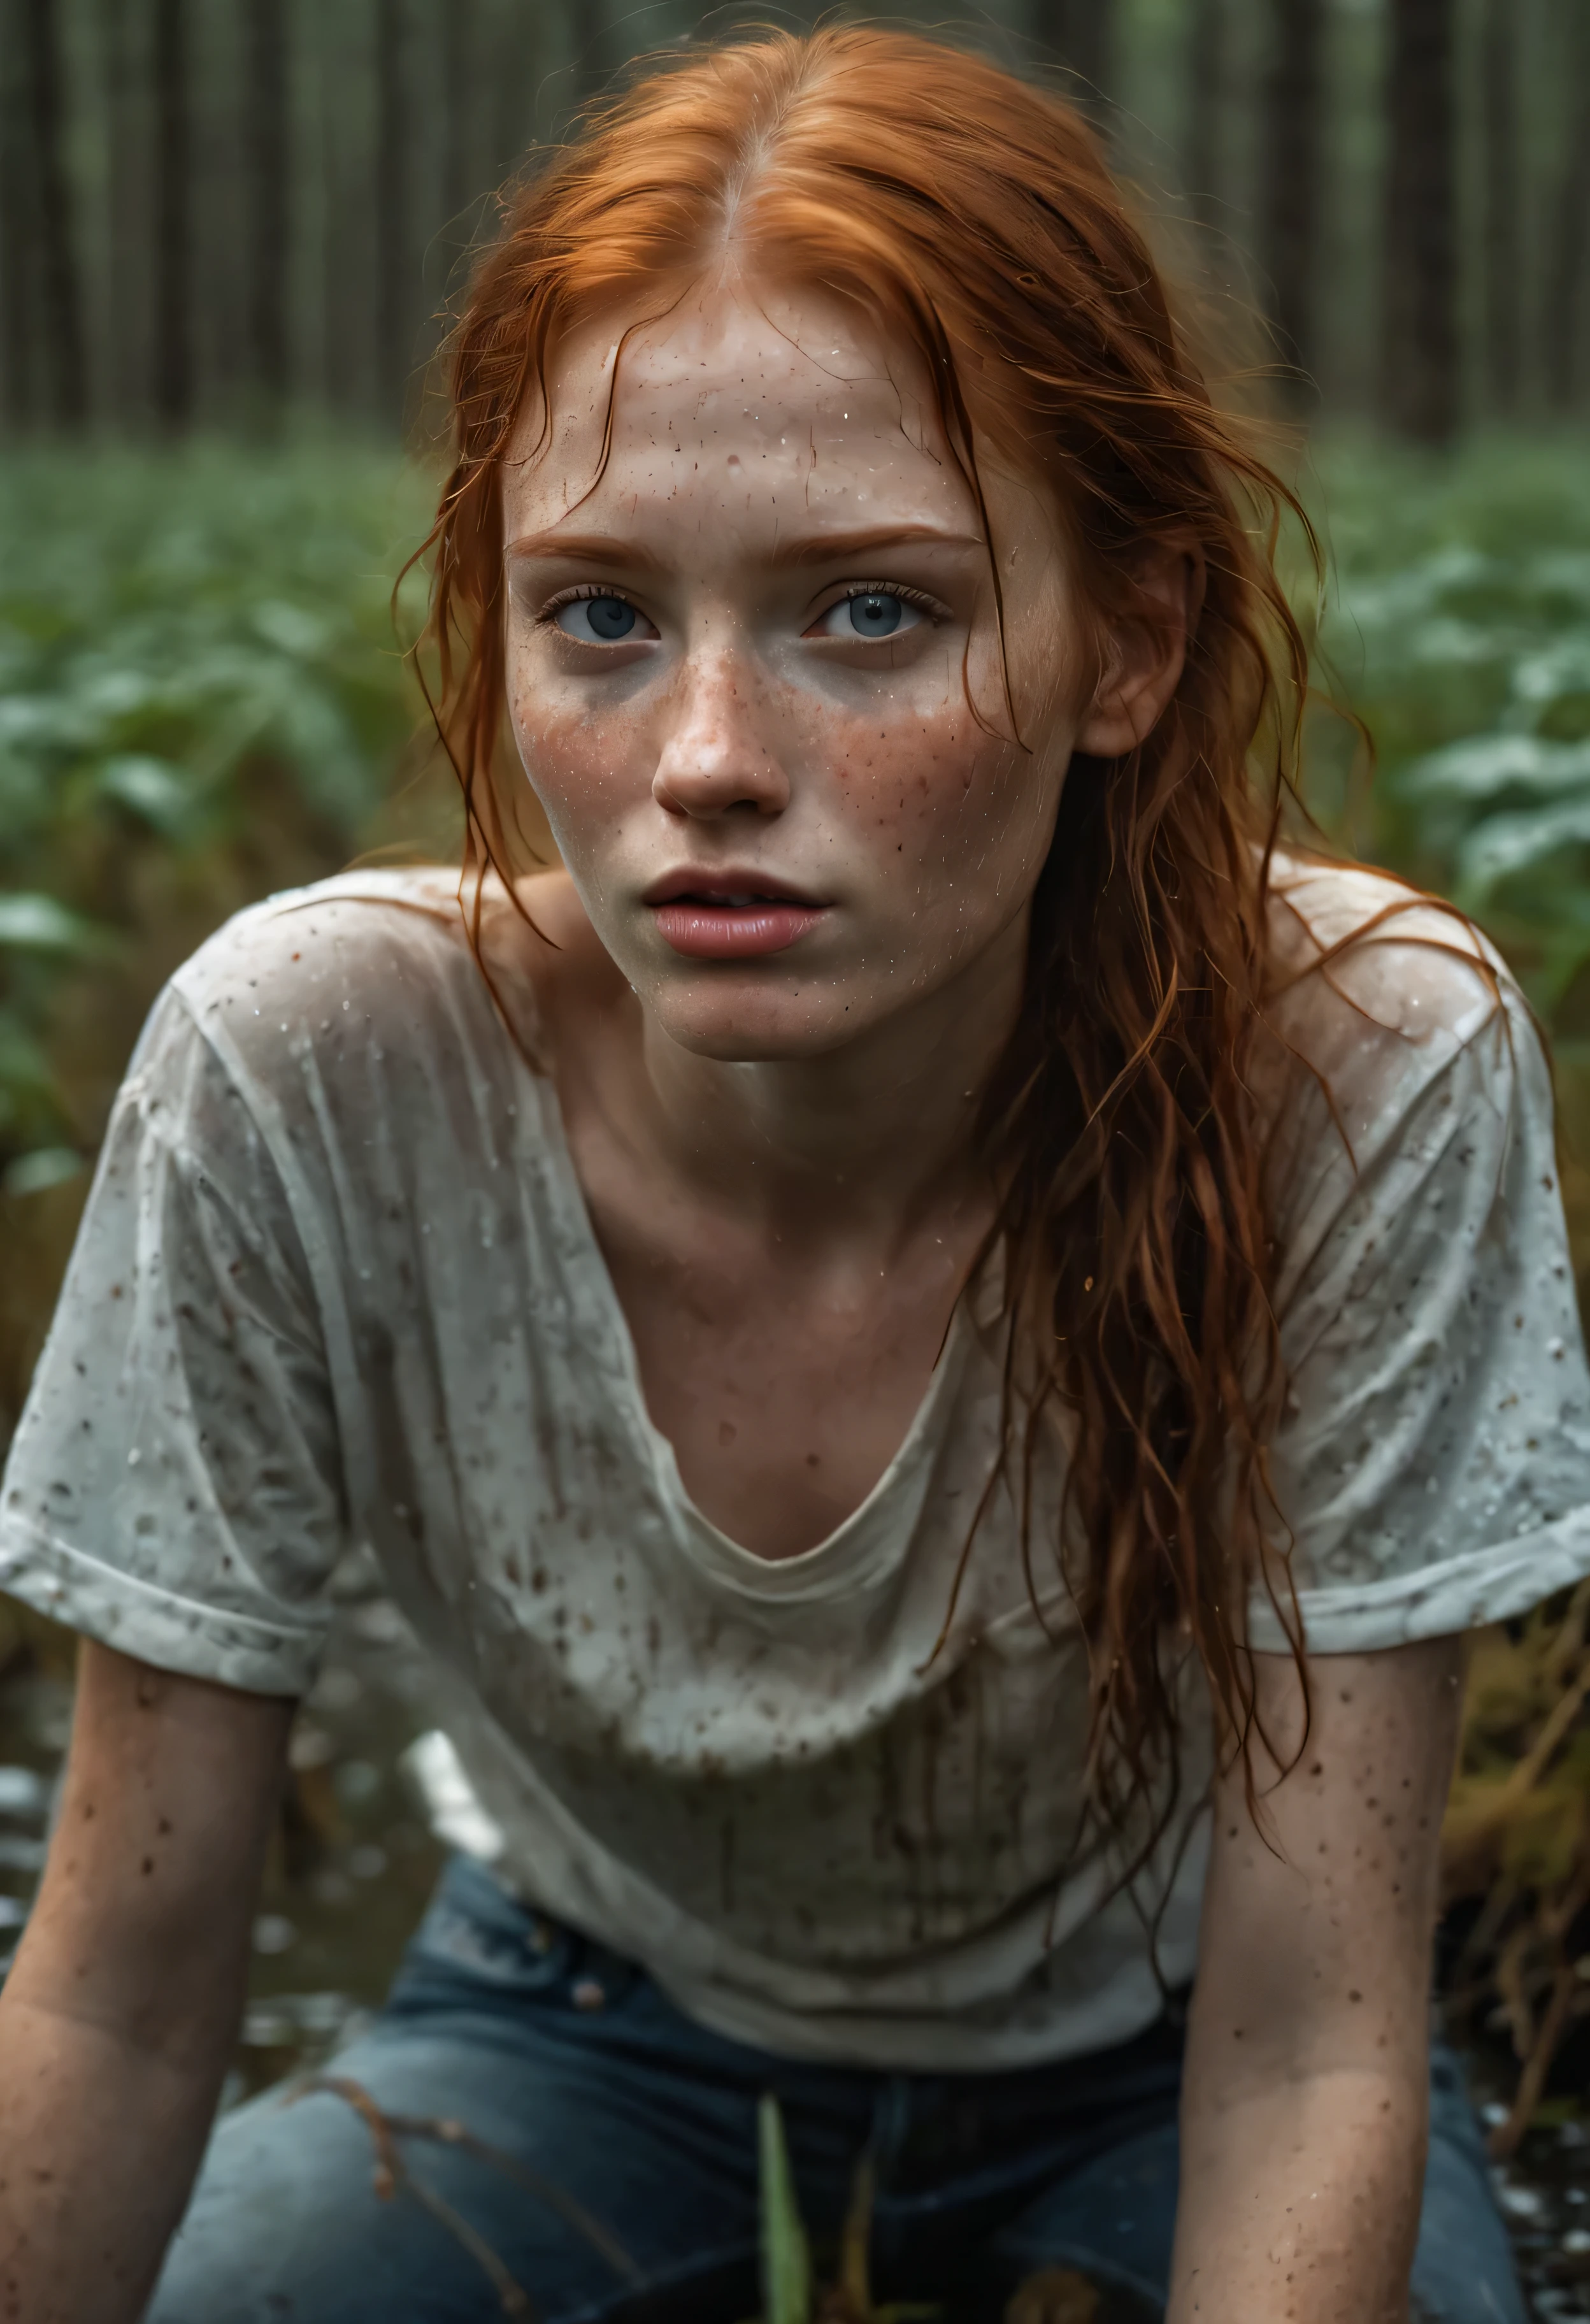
left=1170, top=1637, right=1462, bottom=2324
left=0, top=1993, right=238, bottom=2324
left=1169, top=2062, right=1428, bottom=2324
left=0, top=1644, right=292, bottom=2323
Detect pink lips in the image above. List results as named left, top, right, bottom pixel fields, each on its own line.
left=646, top=875, right=828, bottom=959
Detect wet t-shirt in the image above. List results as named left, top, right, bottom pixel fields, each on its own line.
left=3, top=859, right=1589, bottom=2069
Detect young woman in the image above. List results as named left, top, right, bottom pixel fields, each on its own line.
left=0, top=30, right=1582, bottom=2324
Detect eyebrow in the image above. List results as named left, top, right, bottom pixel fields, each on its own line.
left=505, top=530, right=667, bottom=572
left=503, top=522, right=986, bottom=570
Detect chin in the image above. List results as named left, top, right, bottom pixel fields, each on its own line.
left=648, top=988, right=866, bottom=1062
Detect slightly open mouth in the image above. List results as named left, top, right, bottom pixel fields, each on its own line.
left=647, top=892, right=827, bottom=960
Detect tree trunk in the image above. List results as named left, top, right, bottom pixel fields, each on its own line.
left=1184, top=0, right=1227, bottom=232
left=1064, top=0, right=1113, bottom=104
left=22, top=0, right=87, bottom=424
left=1031, top=0, right=1114, bottom=113
left=314, top=0, right=360, bottom=413
left=375, top=0, right=409, bottom=422
left=1258, top=0, right=1324, bottom=394
left=152, top=0, right=192, bottom=429
left=98, top=0, right=142, bottom=427
left=492, top=0, right=538, bottom=176
left=569, top=0, right=626, bottom=116
left=1541, top=6, right=1590, bottom=412
left=1382, top=0, right=1459, bottom=444
left=443, top=0, right=476, bottom=234
left=245, top=0, right=290, bottom=408
left=1479, top=0, right=1519, bottom=415
left=0, top=0, right=36, bottom=426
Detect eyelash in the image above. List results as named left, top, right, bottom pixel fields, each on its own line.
left=534, top=583, right=635, bottom=626
left=534, top=580, right=948, bottom=626
left=824, top=581, right=944, bottom=621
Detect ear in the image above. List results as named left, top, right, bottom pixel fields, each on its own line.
left=1075, top=545, right=1202, bottom=759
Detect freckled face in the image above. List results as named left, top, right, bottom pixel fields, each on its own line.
left=502, top=280, right=1085, bottom=1060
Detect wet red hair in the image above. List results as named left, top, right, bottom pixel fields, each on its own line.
left=420, top=26, right=1312, bottom=1846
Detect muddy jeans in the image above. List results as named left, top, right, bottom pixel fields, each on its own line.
left=146, top=1854, right=1525, bottom=2324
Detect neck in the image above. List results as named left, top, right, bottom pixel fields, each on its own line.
left=635, top=914, right=1029, bottom=1251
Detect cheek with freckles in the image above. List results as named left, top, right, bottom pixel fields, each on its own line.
left=505, top=619, right=1057, bottom=1043
left=800, top=606, right=1061, bottom=894
left=812, top=692, right=1042, bottom=899
left=506, top=671, right=653, bottom=844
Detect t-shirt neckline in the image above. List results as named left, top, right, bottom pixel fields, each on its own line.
left=524, top=1044, right=973, bottom=1606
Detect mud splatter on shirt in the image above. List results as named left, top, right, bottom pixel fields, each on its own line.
left=2, top=861, right=1587, bottom=2069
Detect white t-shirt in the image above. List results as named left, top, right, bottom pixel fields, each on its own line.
left=3, top=859, right=1588, bottom=2070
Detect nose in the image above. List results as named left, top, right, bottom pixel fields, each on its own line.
left=652, top=648, right=789, bottom=820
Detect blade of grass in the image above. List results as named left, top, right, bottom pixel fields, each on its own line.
left=759, top=2093, right=812, bottom=2324
left=837, top=2151, right=873, bottom=2316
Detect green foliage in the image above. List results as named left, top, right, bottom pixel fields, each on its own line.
left=1294, top=436, right=1590, bottom=2140
left=748, top=2095, right=943, bottom=2324
left=0, top=440, right=434, bottom=1175
left=6, top=431, right=1589, bottom=1179
left=1305, top=433, right=1590, bottom=1024
left=759, top=2096, right=813, bottom=2324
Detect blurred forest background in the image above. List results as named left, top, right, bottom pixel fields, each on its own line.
left=3, top=0, right=1590, bottom=2309
left=2, top=0, right=1589, bottom=435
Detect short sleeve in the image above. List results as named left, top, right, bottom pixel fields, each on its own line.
left=0, top=982, right=345, bottom=1692
left=1252, top=897, right=1590, bottom=1654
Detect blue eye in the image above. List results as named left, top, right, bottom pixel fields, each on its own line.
left=847, top=591, right=903, bottom=637
left=812, top=589, right=926, bottom=642
left=555, top=594, right=643, bottom=642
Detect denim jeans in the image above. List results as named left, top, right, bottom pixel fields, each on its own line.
left=147, top=1854, right=1525, bottom=2323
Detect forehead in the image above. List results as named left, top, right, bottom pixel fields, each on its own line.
left=501, top=279, right=978, bottom=538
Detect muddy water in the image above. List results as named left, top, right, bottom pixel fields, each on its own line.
left=0, top=1598, right=1580, bottom=2321
left=1470, top=2087, right=1590, bottom=2323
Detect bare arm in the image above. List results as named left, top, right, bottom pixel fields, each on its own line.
left=0, top=1642, right=293, bottom=2324
left=1168, top=1635, right=1464, bottom=2324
